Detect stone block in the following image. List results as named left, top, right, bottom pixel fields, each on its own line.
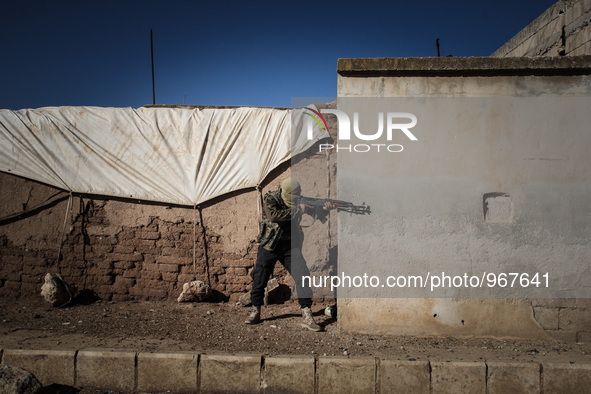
left=162, top=272, right=179, bottom=282
left=109, top=252, right=143, bottom=263
left=200, top=354, right=261, bottom=393
left=134, top=239, right=158, bottom=251
left=576, top=299, right=591, bottom=309
left=140, top=270, right=162, bottom=280
left=487, top=361, right=540, bottom=394
left=136, top=230, right=160, bottom=240
left=560, top=308, right=591, bottom=332
left=227, top=267, right=248, bottom=276
left=543, top=362, right=591, bottom=393
left=161, top=247, right=189, bottom=257
left=379, top=359, right=430, bottom=394
left=225, top=258, right=256, bottom=268
left=3, top=272, right=22, bottom=282
left=534, top=306, right=559, bottom=330
left=113, top=245, right=135, bottom=254
left=1, top=281, right=21, bottom=291
left=547, top=329, right=578, bottom=342
left=122, top=268, right=140, bottom=280
left=157, top=263, right=181, bottom=273
left=225, top=284, right=249, bottom=293
left=262, top=356, right=315, bottom=394
left=0, top=349, right=75, bottom=387
left=20, top=275, right=41, bottom=287
left=20, top=282, right=40, bottom=293
left=431, top=361, right=486, bottom=394
left=317, top=356, right=375, bottom=394
left=76, top=349, right=136, bottom=391
left=21, top=264, right=46, bottom=276
left=137, top=352, right=198, bottom=393
left=229, top=275, right=253, bottom=285
left=577, top=331, right=591, bottom=343
left=156, top=255, right=183, bottom=267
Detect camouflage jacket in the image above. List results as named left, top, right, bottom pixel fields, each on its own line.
left=256, top=189, right=304, bottom=251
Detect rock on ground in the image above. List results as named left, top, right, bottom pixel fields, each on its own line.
left=237, top=278, right=281, bottom=306
left=177, top=280, right=212, bottom=302
left=0, top=365, right=42, bottom=394
left=40, top=273, right=76, bottom=307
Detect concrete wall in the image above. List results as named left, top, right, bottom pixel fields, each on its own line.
left=336, top=56, right=591, bottom=339
left=493, top=0, right=591, bottom=57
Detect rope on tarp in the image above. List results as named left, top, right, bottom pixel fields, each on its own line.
left=51, top=191, right=75, bottom=308
left=0, top=190, right=67, bottom=224
left=256, top=184, right=265, bottom=222
left=197, top=205, right=211, bottom=287
left=56, top=192, right=73, bottom=274
left=193, top=203, right=198, bottom=280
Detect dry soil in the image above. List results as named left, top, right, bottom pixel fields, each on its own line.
left=1, top=296, right=591, bottom=366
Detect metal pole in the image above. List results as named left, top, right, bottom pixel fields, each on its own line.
left=151, top=29, right=156, bottom=105
left=436, top=38, right=441, bottom=57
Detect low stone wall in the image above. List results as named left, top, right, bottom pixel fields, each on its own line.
left=532, top=298, right=591, bottom=343
left=2, top=347, right=591, bottom=393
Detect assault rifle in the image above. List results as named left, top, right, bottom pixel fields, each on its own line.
left=299, top=196, right=370, bottom=223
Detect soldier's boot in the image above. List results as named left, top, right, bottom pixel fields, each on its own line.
left=301, top=307, right=322, bottom=332
left=244, top=305, right=261, bottom=324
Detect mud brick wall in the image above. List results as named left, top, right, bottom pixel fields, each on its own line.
left=0, top=165, right=295, bottom=303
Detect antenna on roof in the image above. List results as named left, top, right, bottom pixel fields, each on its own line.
left=151, top=29, right=156, bottom=105
left=436, top=38, right=441, bottom=57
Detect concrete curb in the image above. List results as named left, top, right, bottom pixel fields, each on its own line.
left=2, top=347, right=591, bottom=393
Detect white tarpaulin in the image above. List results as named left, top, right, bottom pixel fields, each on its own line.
left=0, top=106, right=328, bottom=206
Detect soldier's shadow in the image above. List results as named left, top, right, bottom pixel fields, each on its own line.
left=263, top=284, right=337, bottom=329
left=264, top=313, right=301, bottom=322
left=263, top=308, right=337, bottom=330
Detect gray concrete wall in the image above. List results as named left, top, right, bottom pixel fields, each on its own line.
left=335, top=56, right=591, bottom=339
left=492, top=0, right=591, bottom=57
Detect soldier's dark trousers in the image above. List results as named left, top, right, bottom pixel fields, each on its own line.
left=250, top=240, right=313, bottom=308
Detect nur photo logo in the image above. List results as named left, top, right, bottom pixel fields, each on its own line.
left=304, top=106, right=419, bottom=153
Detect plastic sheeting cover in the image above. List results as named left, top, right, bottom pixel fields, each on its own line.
left=0, top=106, right=328, bottom=206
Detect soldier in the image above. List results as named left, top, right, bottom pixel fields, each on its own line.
left=245, top=178, right=334, bottom=331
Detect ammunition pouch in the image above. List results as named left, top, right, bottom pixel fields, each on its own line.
left=256, top=220, right=283, bottom=251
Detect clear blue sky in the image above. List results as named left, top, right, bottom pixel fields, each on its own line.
left=1, top=0, right=558, bottom=110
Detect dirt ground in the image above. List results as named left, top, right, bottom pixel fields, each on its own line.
left=2, top=295, right=591, bottom=367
